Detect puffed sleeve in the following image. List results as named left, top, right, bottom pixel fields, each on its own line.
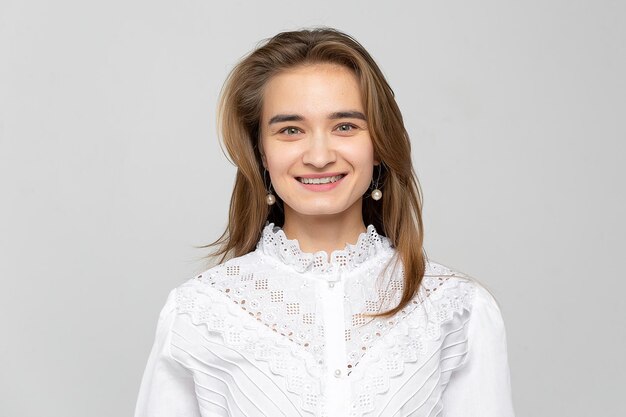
left=441, top=284, right=515, bottom=416
left=134, top=288, right=202, bottom=417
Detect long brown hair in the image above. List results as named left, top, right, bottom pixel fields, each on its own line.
left=202, top=27, right=427, bottom=317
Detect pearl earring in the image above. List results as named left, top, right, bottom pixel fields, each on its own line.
left=266, top=191, right=276, bottom=205
left=371, top=164, right=383, bottom=201
left=263, top=168, right=276, bottom=205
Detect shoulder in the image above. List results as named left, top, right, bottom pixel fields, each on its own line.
left=164, top=250, right=266, bottom=315
left=418, top=260, right=508, bottom=352
left=422, top=260, right=503, bottom=318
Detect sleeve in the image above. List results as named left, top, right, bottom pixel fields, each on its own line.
left=441, top=284, right=515, bottom=417
left=134, top=288, right=202, bottom=417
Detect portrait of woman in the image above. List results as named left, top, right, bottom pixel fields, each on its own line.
left=5, top=1, right=625, bottom=416
left=133, top=28, right=515, bottom=417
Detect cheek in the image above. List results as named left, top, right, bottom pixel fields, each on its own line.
left=340, top=141, right=376, bottom=168
left=352, top=144, right=376, bottom=185
left=264, top=145, right=297, bottom=179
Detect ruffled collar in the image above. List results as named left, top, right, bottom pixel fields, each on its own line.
left=256, top=222, right=392, bottom=274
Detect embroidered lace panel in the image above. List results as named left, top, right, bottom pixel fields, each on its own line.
left=256, top=222, right=391, bottom=274
left=176, top=223, right=476, bottom=416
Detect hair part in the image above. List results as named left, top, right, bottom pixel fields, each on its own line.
left=200, top=27, right=428, bottom=317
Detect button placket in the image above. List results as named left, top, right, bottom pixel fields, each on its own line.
left=320, top=270, right=349, bottom=413
left=327, top=272, right=340, bottom=289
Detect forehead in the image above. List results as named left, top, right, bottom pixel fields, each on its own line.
left=261, top=63, right=364, bottom=120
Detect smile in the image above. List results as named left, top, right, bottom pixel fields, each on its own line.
left=297, top=174, right=345, bottom=184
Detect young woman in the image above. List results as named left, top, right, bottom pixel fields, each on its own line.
left=134, top=28, right=515, bottom=417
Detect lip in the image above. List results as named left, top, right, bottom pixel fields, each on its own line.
left=296, top=172, right=346, bottom=179
left=294, top=173, right=347, bottom=192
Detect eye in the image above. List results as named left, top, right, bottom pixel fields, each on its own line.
left=279, top=126, right=303, bottom=136
left=335, top=123, right=358, bottom=133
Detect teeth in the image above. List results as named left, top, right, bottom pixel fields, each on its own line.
left=299, top=174, right=344, bottom=184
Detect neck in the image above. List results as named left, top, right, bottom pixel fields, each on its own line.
left=282, top=202, right=367, bottom=260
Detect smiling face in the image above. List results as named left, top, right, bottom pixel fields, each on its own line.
left=260, top=63, right=379, bottom=221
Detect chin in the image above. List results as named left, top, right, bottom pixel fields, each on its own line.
left=287, top=198, right=358, bottom=217
left=299, top=209, right=347, bottom=217
left=289, top=205, right=343, bottom=216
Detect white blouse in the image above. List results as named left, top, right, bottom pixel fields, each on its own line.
left=134, top=223, right=515, bottom=417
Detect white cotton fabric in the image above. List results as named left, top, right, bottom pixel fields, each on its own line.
left=134, top=223, right=515, bottom=417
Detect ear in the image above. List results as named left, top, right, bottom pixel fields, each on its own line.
left=260, top=154, right=267, bottom=169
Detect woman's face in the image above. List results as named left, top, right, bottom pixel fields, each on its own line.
left=260, top=63, right=378, bottom=219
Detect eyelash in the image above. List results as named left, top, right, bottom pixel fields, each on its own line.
left=279, top=127, right=303, bottom=135
left=279, top=123, right=358, bottom=135
left=336, top=123, right=358, bottom=132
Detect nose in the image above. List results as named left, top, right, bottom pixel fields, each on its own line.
left=301, top=130, right=336, bottom=168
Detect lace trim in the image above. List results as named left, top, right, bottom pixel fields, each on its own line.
left=344, top=271, right=456, bottom=372
left=256, top=222, right=392, bottom=274
left=180, top=259, right=476, bottom=417
left=348, top=276, right=476, bottom=417
left=175, top=281, right=326, bottom=416
left=195, top=263, right=326, bottom=362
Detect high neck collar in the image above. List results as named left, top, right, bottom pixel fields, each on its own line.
left=256, top=222, right=392, bottom=274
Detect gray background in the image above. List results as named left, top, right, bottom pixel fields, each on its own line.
left=1, top=0, right=624, bottom=416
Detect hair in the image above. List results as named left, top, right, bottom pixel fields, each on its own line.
left=201, top=27, right=427, bottom=317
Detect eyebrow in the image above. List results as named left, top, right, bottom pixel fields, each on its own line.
left=268, top=114, right=304, bottom=125
left=268, top=111, right=367, bottom=125
left=329, top=111, right=367, bottom=121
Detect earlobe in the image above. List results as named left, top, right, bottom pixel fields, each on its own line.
left=373, top=152, right=381, bottom=166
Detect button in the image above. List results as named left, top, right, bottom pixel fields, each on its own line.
left=334, top=369, right=342, bottom=378
left=328, top=282, right=335, bottom=288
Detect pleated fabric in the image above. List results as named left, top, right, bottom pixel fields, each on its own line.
left=134, top=224, right=515, bottom=417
